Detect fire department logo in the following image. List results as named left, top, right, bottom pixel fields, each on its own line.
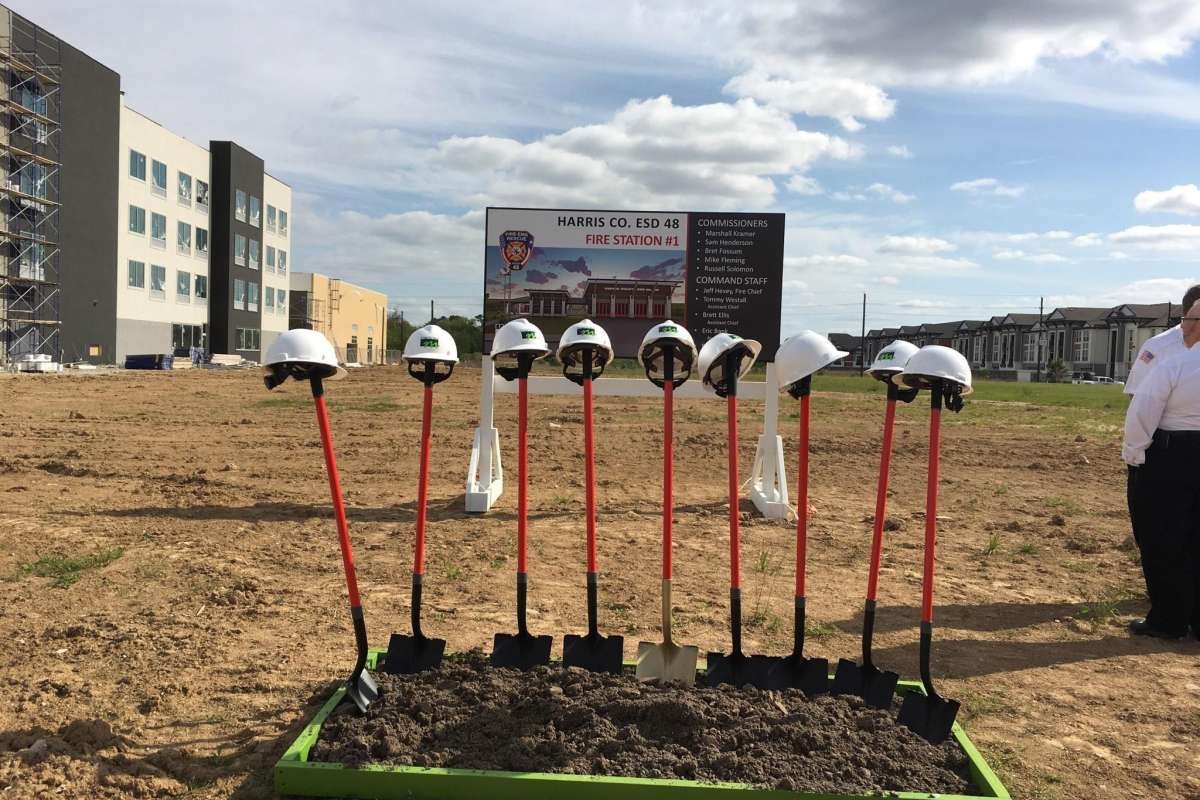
left=499, top=230, right=534, bottom=272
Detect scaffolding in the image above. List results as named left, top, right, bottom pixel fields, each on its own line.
left=0, top=9, right=62, bottom=365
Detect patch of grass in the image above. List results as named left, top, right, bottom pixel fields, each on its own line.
left=981, top=533, right=1002, bottom=557
left=444, top=565, right=462, bottom=581
left=958, top=688, right=1014, bottom=721
left=357, top=401, right=401, bottom=413
left=20, top=547, right=125, bottom=588
left=1065, top=559, right=1095, bottom=573
left=1077, top=586, right=1132, bottom=626
left=253, top=397, right=309, bottom=410
left=1015, top=541, right=1040, bottom=556
left=993, top=483, right=1011, bottom=496
left=804, top=619, right=838, bottom=641
left=1045, top=496, right=1081, bottom=516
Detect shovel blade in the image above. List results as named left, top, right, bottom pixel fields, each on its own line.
left=636, top=640, right=698, bottom=685
left=704, top=651, right=774, bottom=689
left=490, top=631, right=553, bottom=670
left=382, top=632, right=446, bottom=675
left=832, top=658, right=898, bottom=708
left=344, top=669, right=379, bottom=714
left=562, top=632, right=625, bottom=675
left=764, top=653, right=829, bottom=694
left=898, top=691, right=961, bottom=745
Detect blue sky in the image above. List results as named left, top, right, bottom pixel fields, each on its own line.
left=23, top=1, right=1200, bottom=337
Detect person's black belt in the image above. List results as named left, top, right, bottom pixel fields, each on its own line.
left=1151, top=429, right=1200, bottom=447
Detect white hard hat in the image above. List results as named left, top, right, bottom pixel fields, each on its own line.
left=404, top=324, right=458, bottom=365
left=899, top=345, right=973, bottom=395
left=262, top=328, right=346, bottom=389
left=697, top=332, right=762, bottom=397
left=867, top=340, right=920, bottom=383
left=774, top=330, right=848, bottom=390
left=638, top=320, right=697, bottom=387
left=491, top=318, right=550, bottom=359
left=556, top=319, right=614, bottom=381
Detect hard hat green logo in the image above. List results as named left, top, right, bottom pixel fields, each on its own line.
left=420, top=338, right=439, bottom=348
left=576, top=327, right=596, bottom=336
left=521, top=330, right=538, bottom=339
left=878, top=351, right=895, bottom=361
left=659, top=325, right=678, bottom=333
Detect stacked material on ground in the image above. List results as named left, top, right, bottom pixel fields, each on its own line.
left=124, top=354, right=174, bottom=370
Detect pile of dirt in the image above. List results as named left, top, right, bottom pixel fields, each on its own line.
left=311, top=653, right=975, bottom=795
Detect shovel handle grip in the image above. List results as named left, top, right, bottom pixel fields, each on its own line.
left=414, top=384, right=433, bottom=575
left=922, top=391, right=942, bottom=625
left=312, top=383, right=362, bottom=610
left=584, top=369, right=597, bottom=573
left=866, top=398, right=897, bottom=602
left=795, top=392, right=809, bottom=598
left=662, top=377, right=674, bottom=580
left=518, top=376, right=529, bottom=575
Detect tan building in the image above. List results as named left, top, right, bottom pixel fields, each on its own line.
left=288, top=272, right=387, bottom=365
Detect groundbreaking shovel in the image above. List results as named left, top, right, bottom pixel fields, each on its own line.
left=311, top=375, right=379, bottom=713
left=384, top=360, right=452, bottom=674
left=491, top=353, right=554, bottom=669
left=637, top=344, right=700, bottom=685
left=832, top=380, right=916, bottom=706
left=765, top=376, right=829, bottom=694
left=707, top=348, right=772, bottom=689
left=897, top=382, right=961, bottom=744
left=562, top=349, right=624, bottom=673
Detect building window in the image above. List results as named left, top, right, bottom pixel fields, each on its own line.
left=653, top=301, right=666, bottom=317
left=235, top=328, right=261, bottom=351
left=277, top=250, right=287, bottom=274
left=596, top=300, right=610, bottom=316
left=196, top=180, right=210, bottom=208
left=177, top=269, right=191, bottom=301
left=615, top=300, right=629, bottom=316
left=150, top=264, right=167, bottom=299
left=235, top=190, right=247, bottom=222
left=130, top=150, right=146, bottom=180
left=348, top=335, right=359, bottom=362
left=177, top=221, right=192, bottom=254
left=279, top=210, right=288, bottom=235
left=129, top=205, right=146, bottom=235
left=973, top=336, right=984, bottom=364
left=634, top=300, right=647, bottom=317
left=195, top=274, right=208, bottom=301
left=196, top=227, right=209, bottom=255
left=277, top=289, right=286, bottom=312
left=1023, top=335, right=1036, bottom=363
left=267, top=204, right=277, bottom=232
left=265, top=286, right=275, bottom=309
left=249, top=196, right=261, bottom=227
left=127, top=260, right=145, bottom=288
left=172, top=323, right=204, bottom=350
left=248, top=282, right=259, bottom=312
left=151, top=159, right=167, bottom=196
left=178, top=172, right=192, bottom=205
left=235, top=234, right=247, bottom=266
left=1073, top=329, right=1090, bottom=362
left=249, top=240, right=259, bottom=270
left=234, top=278, right=246, bottom=310
left=266, top=245, right=275, bottom=272
left=151, top=213, right=167, bottom=247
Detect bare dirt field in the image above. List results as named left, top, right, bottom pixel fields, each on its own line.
left=0, top=365, right=1197, bottom=799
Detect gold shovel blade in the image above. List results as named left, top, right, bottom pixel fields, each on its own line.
left=636, top=640, right=699, bottom=685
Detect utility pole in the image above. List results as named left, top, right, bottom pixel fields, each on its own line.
left=1036, top=296, right=1044, bottom=383
left=859, top=293, right=867, bottom=376
left=430, top=300, right=435, bottom=324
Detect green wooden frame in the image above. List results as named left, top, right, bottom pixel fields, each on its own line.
left=276, top=652, right=1010, bottom=800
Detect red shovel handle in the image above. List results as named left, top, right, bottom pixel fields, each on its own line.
left=518, top=376, right=529, bottom=575
left=662, top=379, right=673, bottom=580
left=728, top=394, right=741, bottom=591
left=413, top=384, right=433, bottom=576
left=795, top=393, right=810, bottom=598
left=922, top=402, right=942, bottom=624
left=584, top=375, right=597, bottom=573
left=866, top=398, right=897, bottom=601
left=314, top=392, right=362, bottom=609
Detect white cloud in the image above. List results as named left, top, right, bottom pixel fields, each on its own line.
left=898, top=299, right=952, bottom=309
left=1087, top=277, right=1200, bottom=305
left=878, top=235, right=955, bottom=255
left=786, top=175, right=823, bottom=195
left=1108, top=224, right=1200, bottom=252
left=879, top=276, right=901, bottom=285
left=437, top=96, right=860, bottom=210
left=950, top=177, right=1027, bottom=198
left=993, top=249, right=1069, bottom=263
left=866, top=183, right=916, bottom=204
left=723, top=71, right=895, bottom=131
left=1134, top=184, right=1200, bottom=216
left=1073, top=233, right=1103, bottom=247
left=886, top=145, right=914, bottom=159
left=1044, top=229, right=1073, bottom=239
left=786, top=254, right=870, bottom=268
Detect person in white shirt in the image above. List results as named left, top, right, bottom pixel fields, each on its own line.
left=1122, top=300, right=1200, bottom=640
left=1121, top=285, right=1199, bottom=549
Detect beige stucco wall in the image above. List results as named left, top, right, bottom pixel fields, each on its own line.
left=290, top=272, right=387, bottom=365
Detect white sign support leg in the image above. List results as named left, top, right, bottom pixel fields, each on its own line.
left=465, top=356, right=503, bottom=513
left=748, top=362, right=789, bottom=520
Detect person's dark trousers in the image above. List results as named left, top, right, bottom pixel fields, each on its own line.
left=1132, top=430, right=1200, bottom=637
left=1127, top=465, right=1140, bottom=545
